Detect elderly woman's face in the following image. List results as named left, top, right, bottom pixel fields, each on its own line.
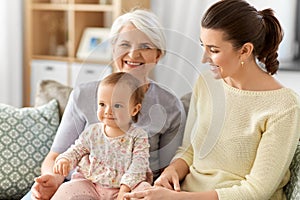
left=112, top=23, right=161, bottom=80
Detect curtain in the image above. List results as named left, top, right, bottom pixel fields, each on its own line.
left=0, top=1, right=9, bottom=103
left=0, top=0, right=23, bottom=106
left=150, top=0, right=298, bottom=97
left=151, top=0, right=216, bottom=98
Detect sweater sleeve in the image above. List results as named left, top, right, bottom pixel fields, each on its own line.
left=216, top=105, right=300, bottom=200
left=55, top=126, right=92, bottom=169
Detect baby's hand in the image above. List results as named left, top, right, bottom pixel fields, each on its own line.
left=53, top=158, right=70, bottom=177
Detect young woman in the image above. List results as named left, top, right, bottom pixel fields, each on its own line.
left=124, top=0, right=300, bottom=199
left=51, top=72, right=151, bottom=200
left=29, top=10, right=186, bottom=200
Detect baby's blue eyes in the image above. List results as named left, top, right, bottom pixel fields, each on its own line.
left=114, top=104, right=123, bottom=108
left=98, top=103, right=123, bottom=109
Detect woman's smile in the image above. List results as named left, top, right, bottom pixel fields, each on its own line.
left=124, top=60, right=144, bottom=68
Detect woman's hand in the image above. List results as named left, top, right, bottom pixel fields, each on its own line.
left=31, top=173, right=64, bottom=200
left=154, top=165, right=181, bottom=191
left=123, top=186, right=180, bottom=200
left=53, top=158, right=70, bottom=177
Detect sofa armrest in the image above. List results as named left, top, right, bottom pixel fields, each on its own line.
left=284, top=141, right=300, bottom=199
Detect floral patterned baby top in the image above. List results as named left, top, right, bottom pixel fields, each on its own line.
left=56, top=122, right=150, bottom=189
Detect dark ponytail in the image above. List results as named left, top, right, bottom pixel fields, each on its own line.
left=257, top=9, right=283, bottom=75
left=201, top=0, right=283, bottom=75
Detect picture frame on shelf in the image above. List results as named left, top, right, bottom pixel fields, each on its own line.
left=76, top=27, right=111, bottom=62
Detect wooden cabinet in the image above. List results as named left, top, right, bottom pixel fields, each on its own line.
left=23, top=0, right=150, bottom=106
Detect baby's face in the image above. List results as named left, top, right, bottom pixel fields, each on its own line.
left=97, top=83, right=138, bottom=131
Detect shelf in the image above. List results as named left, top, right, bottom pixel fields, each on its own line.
left=32, top=55, right=71, bottom=62
left=74, top=0, right=105, bottom=4
left=31, top=3, right=69, bottom=10
left=23, top=0, right=150, bottom=106
left=31, top=3, right=114, bottom=12
left=72, top=58, right=112, bottom=65
left=32, top=55, right=111, bottom=65
left=73, top=4, right=113, bottom=12
left=32, top=10, right=68, bottom=56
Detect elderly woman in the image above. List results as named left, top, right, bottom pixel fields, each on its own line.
left=28, top=9, right=186, bottom=200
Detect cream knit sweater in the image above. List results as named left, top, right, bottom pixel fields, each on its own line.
left=174, top=72, right=300, bottom=200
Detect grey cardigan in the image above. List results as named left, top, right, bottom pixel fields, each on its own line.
left=51, top=80, right=186, bottom=180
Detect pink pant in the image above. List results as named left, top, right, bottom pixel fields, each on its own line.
left=51, top=178, right=151, bottom=200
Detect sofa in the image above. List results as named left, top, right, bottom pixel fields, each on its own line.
left=0, top=80, right=299, bottom=199
left=0, top=80, right=72, bottom=199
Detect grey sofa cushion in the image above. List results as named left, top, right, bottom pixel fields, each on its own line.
left=34, top=80, right=72, bottom=119
left=180, top=92, right=192, bottom=115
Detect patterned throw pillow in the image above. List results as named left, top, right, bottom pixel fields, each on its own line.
left=0, top=100, right=60, bottom=200
left=284, top=142, right=300, bottom=200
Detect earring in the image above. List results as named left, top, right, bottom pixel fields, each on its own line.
left=241, top=61, right=244, bottom=67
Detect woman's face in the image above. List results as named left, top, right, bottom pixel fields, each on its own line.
left=112, top=23, right=161, bottom=82
left=200, top=28, right=242, bottom=79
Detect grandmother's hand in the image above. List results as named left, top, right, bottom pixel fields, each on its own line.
left=31, top=173, right=63, bottom=200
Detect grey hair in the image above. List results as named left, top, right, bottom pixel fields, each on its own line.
left=110, top=9, right=166, bottom=57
